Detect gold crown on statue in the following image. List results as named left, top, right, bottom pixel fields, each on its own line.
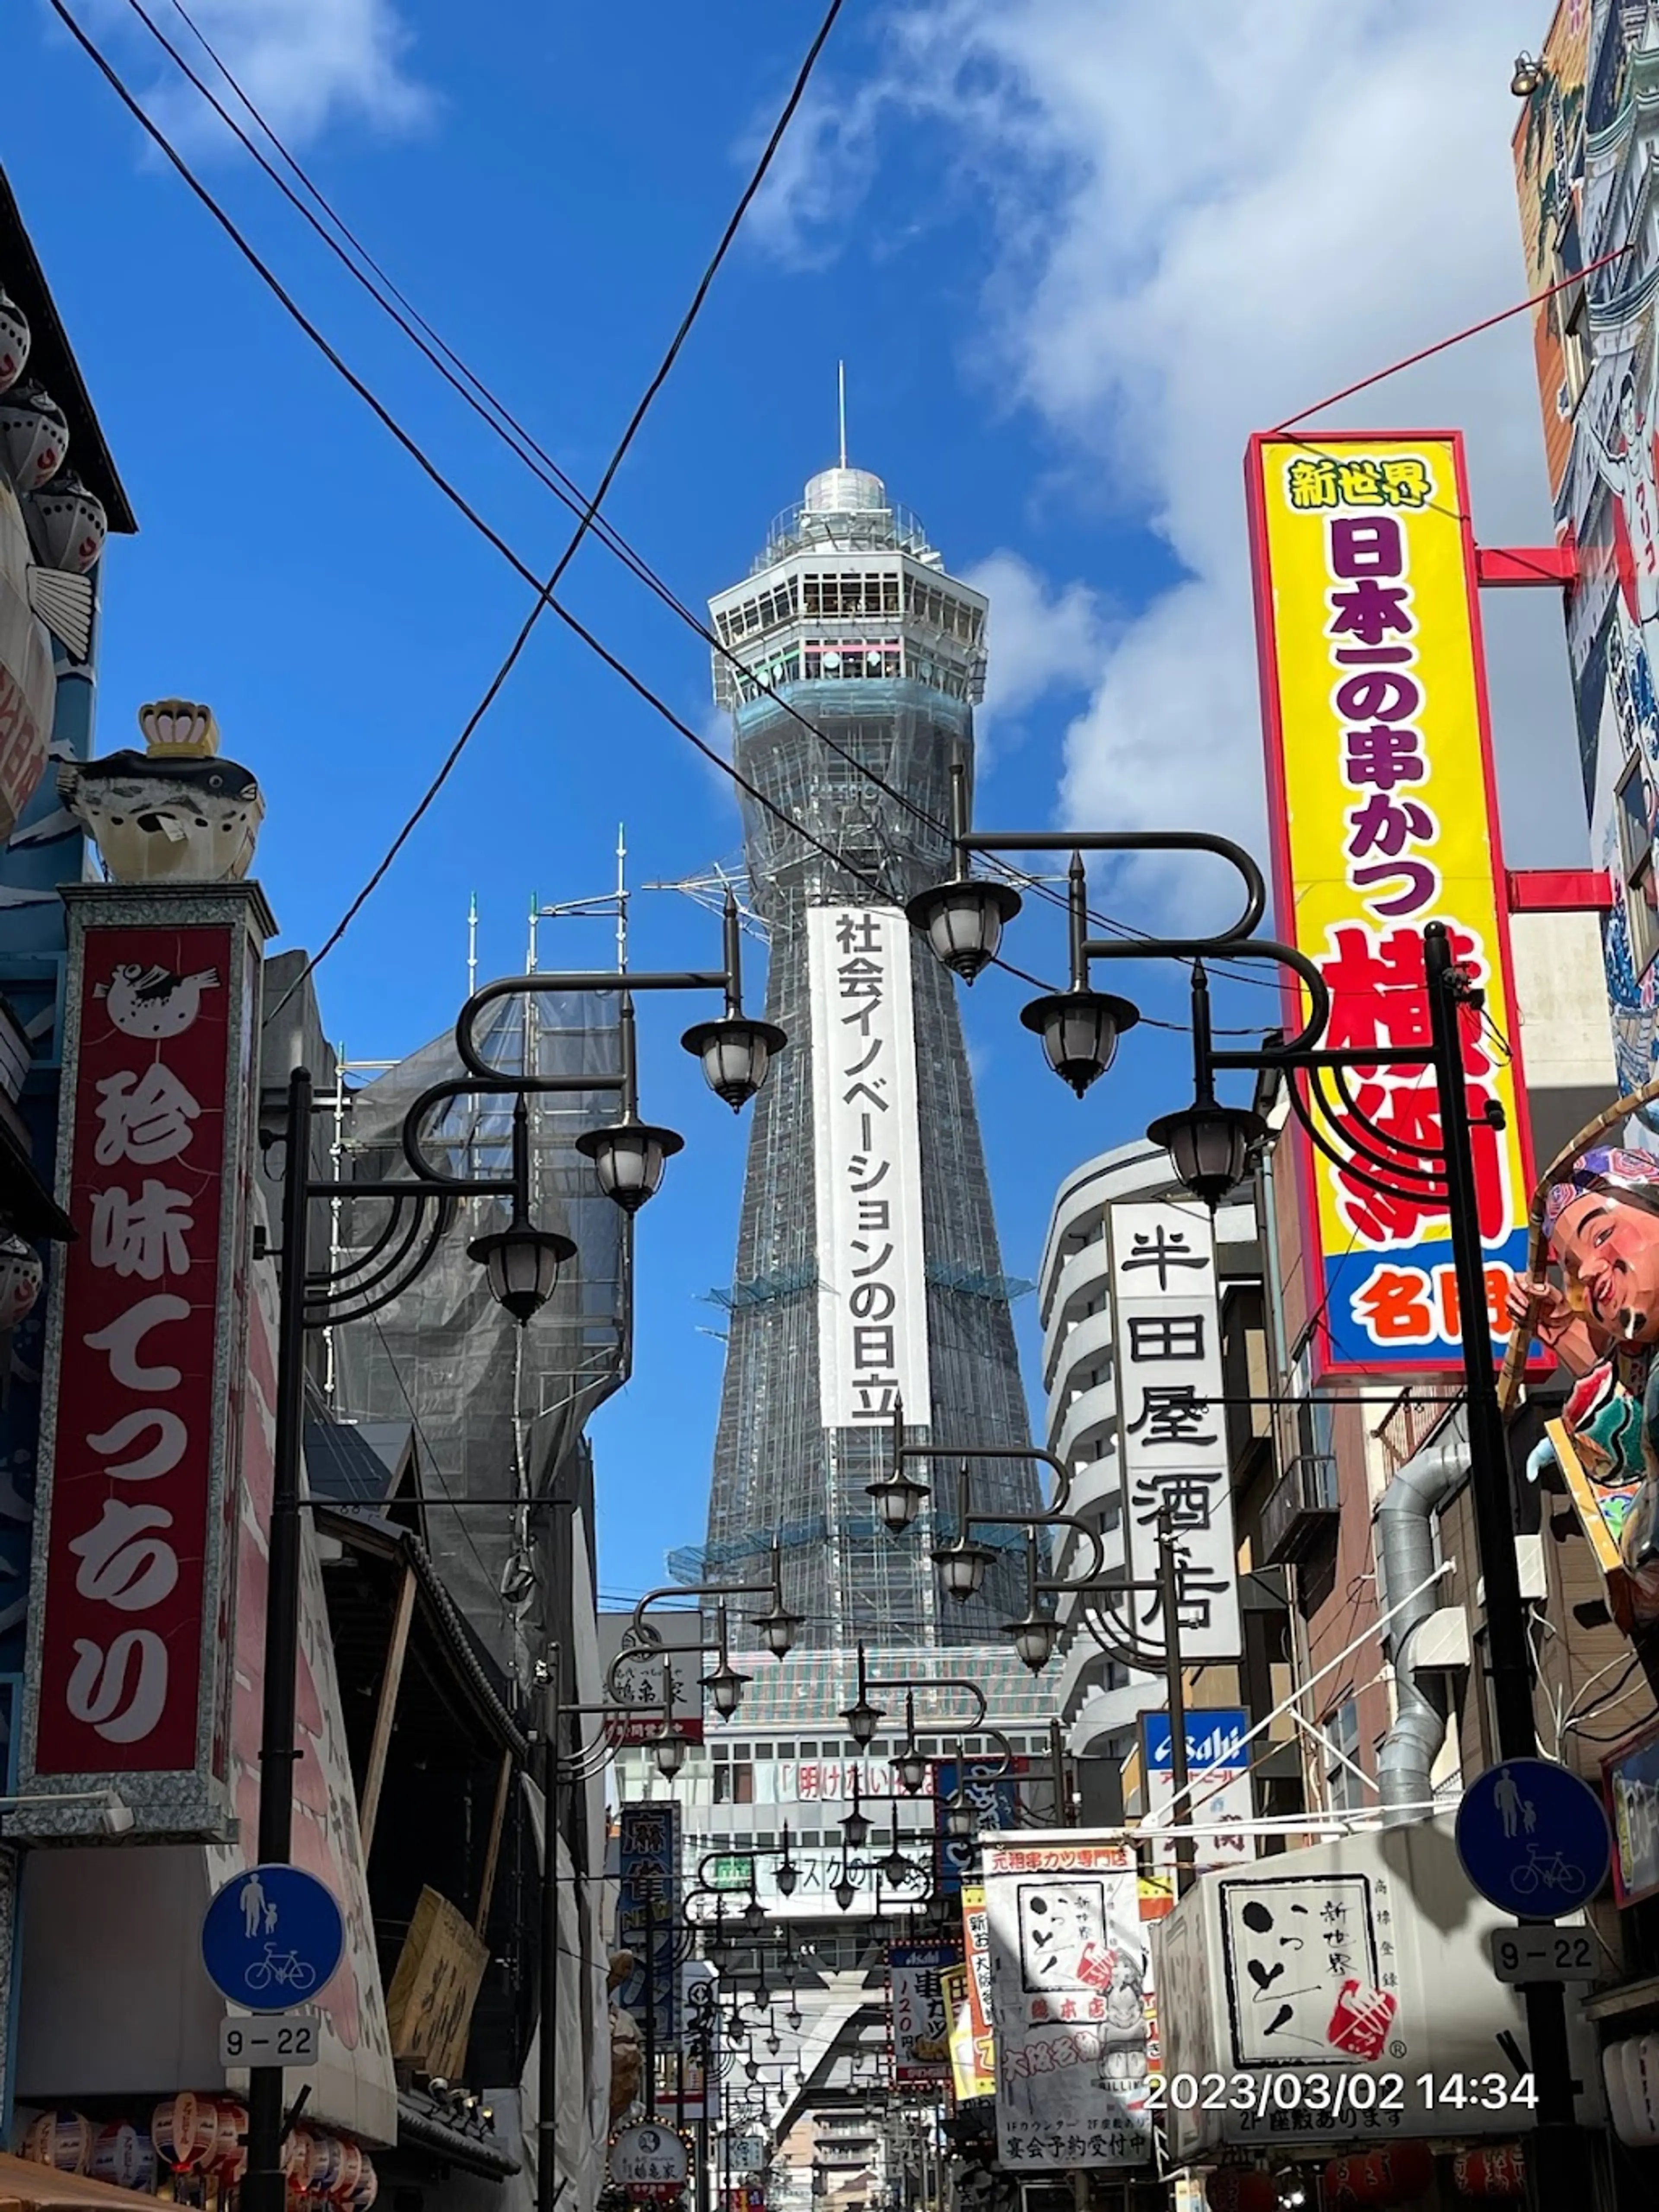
left=137, top=698, right=220, bottom=759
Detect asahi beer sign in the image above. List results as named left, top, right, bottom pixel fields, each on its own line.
left=808, top=906, right=930, bottom=1429
left=982, top=1833, right=1155, bottom=2170
left=18, top=886, right=267, bottom=1837
left=888, top=1938, right=957, bottom=2087
left=1108, top=1203, right=1241, bottom=1663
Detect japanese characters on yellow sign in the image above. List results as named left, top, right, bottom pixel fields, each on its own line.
left=1246, top=433, right=1532, bottom=1375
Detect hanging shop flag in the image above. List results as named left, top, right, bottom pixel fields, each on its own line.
left=807, top=906, right=931, bottom=1429
left=934, top=1758, right=1024, bottom=1895
left=888, top=1938, right=958, bottom=2087
left=16, top=882, right=270, bottom=1837
left=957, top=1881, right=997, bottom=2093
left=1107, top=1202, right=1241, bottom=1663
left=981, top=1833, right=1155, bottom=2170
left=1246, top=433, right=1532, bottom=1378
left=617, top=1802, right=682, bottom=2046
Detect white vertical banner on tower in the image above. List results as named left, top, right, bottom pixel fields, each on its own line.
left=809, top=905, right=931, bottom=1429
left=1108, top=1202, right=1241, bottom=1661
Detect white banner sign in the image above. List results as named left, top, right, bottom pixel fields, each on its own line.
left=809, top=905, right=931, bottom=1429
left=982, top=1832, right=1156, bottom=2170
left=1107, top=1202, right=1242, bottom=1661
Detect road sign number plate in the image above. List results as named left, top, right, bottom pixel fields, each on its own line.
left=219, top=2012, right=320, bottom=2066
left=1486, top=1925, right=1596, bottom=1984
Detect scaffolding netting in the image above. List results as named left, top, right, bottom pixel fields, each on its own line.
left=328, top=989, right=626, bottom=1684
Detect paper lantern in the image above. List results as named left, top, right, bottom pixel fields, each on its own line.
left=328, top=2141, right=365, bottom=2199
left=28, top=470, right=107, bottom=575
left=350, top=2152, right=379, bottom=2212
left=0, top=383, right=68, bottom=493
left=307, top=2134, right=346, bottom=2194
left=1323, top=2156, right=1371, bottom=2206
left=0, top=1233, right=43, bottom=1330
left=153, top=2095, right=220, bottom=2173
left=1205, top=2170, right=1276, bottom=2212
left=1604, top=2032, right=1659, bottom=2147
left=0, top=288, right=29, bottom=395
left=284, top=2126, right=315, bottom=2194
left=23, top=2110, right=94, bottom=2173
left=1451, top=2145, right=1525, bottom=2198
left=210, top=2100, right=249, bottom=2183
left=1367, top=2142, right=1434, bottom=2202
left=91, top=2123, right=156, bottom=2191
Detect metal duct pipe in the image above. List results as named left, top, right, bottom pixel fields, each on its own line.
left=1374, top=1406, right=1470, bottom=1825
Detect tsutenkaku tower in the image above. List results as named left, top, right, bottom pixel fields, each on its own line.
left=700, top=461, right=1039, bottom=1649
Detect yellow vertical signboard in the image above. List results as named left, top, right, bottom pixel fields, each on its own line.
left=1246, top=432, right=1533, bottom=1376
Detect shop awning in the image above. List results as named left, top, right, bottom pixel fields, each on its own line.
left=0, top=2153, right=169, bottom=2208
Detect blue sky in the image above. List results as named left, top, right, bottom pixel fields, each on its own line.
left=13, top=0, right=1579, bottom=1606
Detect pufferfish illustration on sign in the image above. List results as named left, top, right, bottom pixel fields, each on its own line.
left=95, top=961, right=220, bottom=1040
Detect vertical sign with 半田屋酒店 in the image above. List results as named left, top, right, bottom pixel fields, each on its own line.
left=808, top=905, right=931, bottom=1428
left=1246, top=433, right=1532, bottom=1379
left=1108, top=1202, right=1241, bottom=1661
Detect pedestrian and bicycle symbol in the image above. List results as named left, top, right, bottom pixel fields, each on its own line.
left=201, top=1864, right=345, bottom=2011
left=1455, top=1757, right=1612, bottom=1920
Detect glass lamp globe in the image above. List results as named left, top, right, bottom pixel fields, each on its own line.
left=1146, top=1098, right=1267, bottom=1209
left=575, top=1117, right=684, bottom=1213
left=903, top=878, right=1023, bottom=983
left=865, top=1470, right=930, bottom=1534
left=681, top=1014, right=788, bottom=1110
left=1020, top=989, right=1139, bottom=1098
left=932, top=1538, right=996, bottom=1603
left=466, top=1218, right=576, bottom=1324
left=1007, top=1615, right=1060, bottom=1673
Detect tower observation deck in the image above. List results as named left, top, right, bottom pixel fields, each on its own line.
left=700, top=463, right=1039, bottom=1649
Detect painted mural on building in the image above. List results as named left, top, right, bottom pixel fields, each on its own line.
left=1514, top=2, right=1659, bottom=1098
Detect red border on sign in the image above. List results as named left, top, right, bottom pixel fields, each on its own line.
left=35, top=923, right=235, bottom=1773
left=1243, top=429, right=1539, bottom=1382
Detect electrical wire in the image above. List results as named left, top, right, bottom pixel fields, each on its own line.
left=51, top=0, right=887, bottom=1001
left=107, top=0, right=1285, bottom=1016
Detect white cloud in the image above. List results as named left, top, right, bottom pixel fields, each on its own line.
left=760, top=0, right=1585, bottom=909
left=961, top=548, right=1111, bottom=766
left=90, top=0, right=431, bottom=148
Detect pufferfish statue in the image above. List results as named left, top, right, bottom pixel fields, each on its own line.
left=59, top=699, right=263, bottom=885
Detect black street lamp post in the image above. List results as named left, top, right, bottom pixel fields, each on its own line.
left=242, top=908, right=782, bottom=2212
left=903, top=791, right=1580, bottom=2207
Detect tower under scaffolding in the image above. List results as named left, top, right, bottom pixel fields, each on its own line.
left=698, top=459, right=1039, bottom=1647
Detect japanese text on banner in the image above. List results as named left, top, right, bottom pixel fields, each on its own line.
left=808, top=906, right=931, bottom=1427
left=1246, top=435, right=1532, bottom=1377
left=1108, top=1203, right=1241, bottom=1663
left=35, top=924, right=236, bottom=1774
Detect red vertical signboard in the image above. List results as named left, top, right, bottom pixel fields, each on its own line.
left=17, top=884, right=269, bottom=1837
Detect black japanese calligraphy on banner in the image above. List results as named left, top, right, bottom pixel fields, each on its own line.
left=982, top=1833, right=1155, bottom=2170
left=1107, top=1203, right=1241, bottom=1662
left=808, top=907, right=931, bottom=1429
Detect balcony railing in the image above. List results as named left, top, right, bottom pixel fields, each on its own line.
left=1259, top=1453, right=1340, bottom=1566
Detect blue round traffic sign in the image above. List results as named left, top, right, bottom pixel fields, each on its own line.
left=1455, top=1758, right=1611, bottom=1919
left=202, top=1865, right=345, bottom=2010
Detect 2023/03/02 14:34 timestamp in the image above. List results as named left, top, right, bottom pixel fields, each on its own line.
left=1149, top=2073, right=1538, bottom=2119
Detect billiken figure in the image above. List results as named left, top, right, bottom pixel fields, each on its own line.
left=1506, top=1148, right=1659, bottom=1622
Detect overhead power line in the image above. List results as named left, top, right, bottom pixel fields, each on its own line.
left=51, top=0, right=873, bottom=979
left=105, top=0, right=1282, bottom=1018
